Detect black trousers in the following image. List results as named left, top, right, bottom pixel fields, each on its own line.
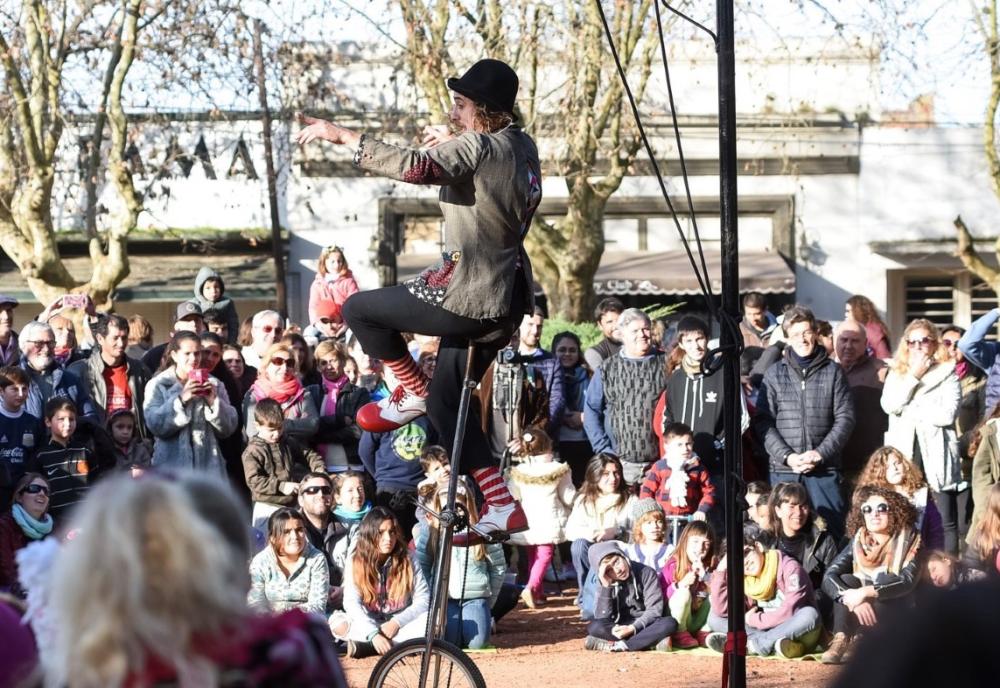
left=342, top=283, right=525, bottom=472
left=587, top=616, right=676, bottom=651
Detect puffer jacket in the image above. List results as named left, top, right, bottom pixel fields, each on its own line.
left=69, top=349, right=151, bottom=438
left=507, top=459, right=575, bottom=546
left=753, top=347, right=855, bottom=474
left=881, top=361, right=964, bottom=492
left=414, top=522, right=506, bottom=605
left=565, top=492, right=636, bottom=542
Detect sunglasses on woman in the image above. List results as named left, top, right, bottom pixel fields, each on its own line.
left=906, top=336, right=933, bottom=348
left=20, top=484, right=49, bottom=497
left=861, top=502, right=890, bottom=515
left=302, top=485, right=333, bottom=496
left=270, top=356, right=291, bottom=367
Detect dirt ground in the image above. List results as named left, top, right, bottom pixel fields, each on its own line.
left=341, top=587, right=842, bottom=688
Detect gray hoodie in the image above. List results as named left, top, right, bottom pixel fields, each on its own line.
left=186, top=266, right=239, bottom=343
left=588, top=540, right=664, bottom=631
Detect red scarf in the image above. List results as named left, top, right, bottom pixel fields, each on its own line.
left=251, top=374, right=304, bottom=406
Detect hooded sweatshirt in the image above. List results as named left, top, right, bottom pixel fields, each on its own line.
left=587, top=540, right=665, bottom=631
left=186, top=266, right=240, bottom=343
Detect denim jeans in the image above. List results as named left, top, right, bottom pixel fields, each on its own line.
left=571, top=538, right=592, bottom=598
left=446, top=597, right=492, bottom=649
left=708, top=606, right=820, bottom=656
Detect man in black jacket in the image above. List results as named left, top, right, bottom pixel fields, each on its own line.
left=753, top=306, right=855, bottom=538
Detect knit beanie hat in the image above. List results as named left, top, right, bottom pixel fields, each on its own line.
left=631, top=497, right=664, bottom=522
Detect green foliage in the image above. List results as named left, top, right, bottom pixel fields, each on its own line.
left=540, top=303, right=683, bottom=351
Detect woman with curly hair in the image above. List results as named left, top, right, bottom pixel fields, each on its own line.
left=844, top=295, right=892, bottom=359
left=857, top=446, right=944, bottom=551
left=881, top=318, right=966, bottom=553
left=820, top=486, right=922, bottom=664
left=339, top=506, right=429, bottom=658
left=964, top=482, right=1000, bottom=576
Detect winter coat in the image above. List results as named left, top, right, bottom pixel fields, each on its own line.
left=740, top=313, right=778, bottom=349
left=0, top=511, right=45, bottom=598
left=248, top=544, right=329, bottom=616
left=308, top=271, right=360, bottom=324
left=358, top=417, right=435, bottom=492
left=241, top=436, right=325, bottom=506
left=342, top=553, right=430, bottom=639
left=711, top=551, right=817, bottom=630
left=753, top=347, right=855, bottom=474
left=565, top=492, right=636, bottom=542
left=186, top=266, right=240, bottom=343
left=243, top=388, right=319, bottom=444
left=306, top=382, right=369, bottom=470
left=588, top=541, right=665, bottom=631
left=639, top=455, right=716, bottom=517
left=507, top=460, right=575, bottom=546
left=69, top=349, right=151, bottom=438
left=772, top=520, right=842, bottom=592
left=840, top=355, right=889, bottom=475
left=881, top=361, right=965, bottom=493
left=20, top=357, right=96, bottom=426
left=143, top=368, right=239, bottom=477
left=967, top=418, right=1000, bottom=546
left=414, top=522, right=506, bottom=605
left=111, top=437, right=153, bottom=472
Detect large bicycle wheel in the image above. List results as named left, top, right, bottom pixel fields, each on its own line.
left=367, top=638, right=486, bottom=688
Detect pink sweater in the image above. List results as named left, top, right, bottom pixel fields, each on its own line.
left=308, top=271, right=360, bottom=323
left=709, top=552, right=816, bottom=630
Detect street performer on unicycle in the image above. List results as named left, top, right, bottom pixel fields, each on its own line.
left=296, top=58, right=537, bottom=549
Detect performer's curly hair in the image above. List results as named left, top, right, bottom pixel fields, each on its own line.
left=474, top=102, right=514, bottom=132
left=846, top=485, right=917, bottom=537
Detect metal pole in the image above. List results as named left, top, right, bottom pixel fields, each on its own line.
left=252, top=19, right=288, bottom=320
left=717, top=1, right=745, bottom=688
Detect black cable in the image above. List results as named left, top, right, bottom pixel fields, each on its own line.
left=593, top=0, right=715, bottom=307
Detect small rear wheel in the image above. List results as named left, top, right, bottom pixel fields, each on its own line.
left=367, top=638, right=486, bottom=688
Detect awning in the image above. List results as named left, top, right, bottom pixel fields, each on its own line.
left=397, top=249, right=795, bottom=296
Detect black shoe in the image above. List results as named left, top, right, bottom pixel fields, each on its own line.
left=347, top=640, right=377, bottom=658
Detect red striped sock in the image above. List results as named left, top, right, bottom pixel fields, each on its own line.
left=383, top=355, right=430, bottom=397
left=471, top=466, right=514, bottom=507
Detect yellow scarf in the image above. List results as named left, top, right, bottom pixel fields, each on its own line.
left=744, top=550, right=780, bottom=602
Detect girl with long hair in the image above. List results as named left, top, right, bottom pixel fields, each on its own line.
left=244, top=342, right=319, bottom=443
left=845, top=295, right=892, bottom=359
left=881, top=318, right=966, bottom=553
left=340, top=507, right=429, bottom=658
left=248, top=507, right=329, bottom=616
left=857, top=446, right=944, bottom=550
left=662, top=521, right=718, bottom=649
left=552, top=331, right=593, bottom=487
left=565, top=454, right=635, bottom=601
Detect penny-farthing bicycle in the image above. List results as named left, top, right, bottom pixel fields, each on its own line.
left=367, top=345, right=505, bottom=688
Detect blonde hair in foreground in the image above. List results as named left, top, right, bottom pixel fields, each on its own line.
left=47, top=473, right=251, bottom=688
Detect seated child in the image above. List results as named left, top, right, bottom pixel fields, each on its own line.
left=925, top=550, right=986, bottom=590
left=705, top=530, right=821, bottom=659
left=584, top=540, right=677, bottom=652
left=662, top=521, right=717, bottom=649
left=745, top=480, right=771, bottom=530
left=640, top=423, right=715, bottom=531
left=106, top=409, right=152, bottom=476
left=627, top=498, right=674, bottom=582
left=186, top=267, right=239, bottom=344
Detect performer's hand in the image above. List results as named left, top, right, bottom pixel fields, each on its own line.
left=421, top=124, right=455, bottom=148
left=295, top=113, right=360, bottom=147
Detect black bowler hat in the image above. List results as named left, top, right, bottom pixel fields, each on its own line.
left=447, top=59, right=519, bottom=120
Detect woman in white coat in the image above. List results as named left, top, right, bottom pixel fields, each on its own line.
left=144, top=332, right=239, bottom=477
left=881, top=318, right=967, bottom=553
left=507, top=428, right=576, bottom=608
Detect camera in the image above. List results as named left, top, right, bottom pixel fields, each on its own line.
left=496, top=347, right=533, bottom=366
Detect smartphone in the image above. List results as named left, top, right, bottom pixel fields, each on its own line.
left=188, top=368, right=211, bottom=395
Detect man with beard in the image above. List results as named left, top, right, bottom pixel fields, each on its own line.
left=584, top=298, right=624, bottom=371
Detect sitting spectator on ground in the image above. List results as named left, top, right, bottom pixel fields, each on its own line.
left=248, top=507, right=329, bottom=617
left=18, top=320, right=96, bottom=426
left=125, top=314, right=153, bottom=361
left=662, top=521, right=717, bottom=649
left=0, top=367, right=42, bottom=507
left=309, top=245, right=358, bottom=338
left=329, top=470, right=372, bottom=580
left=43, top=472, right=345, bottom=687
left=640, top=422, right=715, bottom=527
left=583, top=297, right=624, bottom=371
left=185, top=267, right=240, bottom=344
left=739, top=291, right=778, bottom=348
left=308, top=340, right=370, bottom=473
left=583, top=540, right=676, bottom=652
left=764, top=481, right=841, bottom=629
left=106, top=409, right=152, bottom=475
left=30, top=397, right=113, bottom=520
left=857, top=446, right=944, bottom=551
left=507, top=428, right=575, bottom=609
left=297, top=472, right=337, bottom=566
left=585, top=308, right=668, bottom=487
left=627, top=498, right=674, bottom=578
left=963, top=482, right=1000, bottom=576
left=242, top=399, right=325, bottom=530
left=244, top=342, right=319, bottom=443
left=141, top=301, right=205, bottom=372
left=925, top=550, right=986, bottom=590
left=834, top=319, right=888, bottom=485
left=242, top=310, right=284, bottom=370
left=0, top=473, right=52, bottom=599
left=706, top=530, right=821, bottom=659
left=881, top=319, right=965, bottom=553
left=338, top=507, right=429, bottom=658
left=143, top=332, right=239, bottom=477
left=745, top=481, right=771, bottom=530
left=820, top=486, right=922, bottom=664
left=753, top=305, right=855, bottom=538
left=844, top=295, right=892, bottom=359
left=70, top=314, right=151, bottom=437
left=566, top=454, right=636, bottom=605
left=415, top=480, right=507, bottom=649
left=0, top=295, right=19, bottom=366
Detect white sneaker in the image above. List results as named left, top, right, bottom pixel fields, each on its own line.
left=356, top=386, right=427, bottom=432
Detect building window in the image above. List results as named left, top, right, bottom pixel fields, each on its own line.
left=901, top=272, right=996, bottom=340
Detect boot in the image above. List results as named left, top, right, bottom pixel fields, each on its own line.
left=356, top=386, right=427, bottom=433
left=821, top=632, right=849, bottom=665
